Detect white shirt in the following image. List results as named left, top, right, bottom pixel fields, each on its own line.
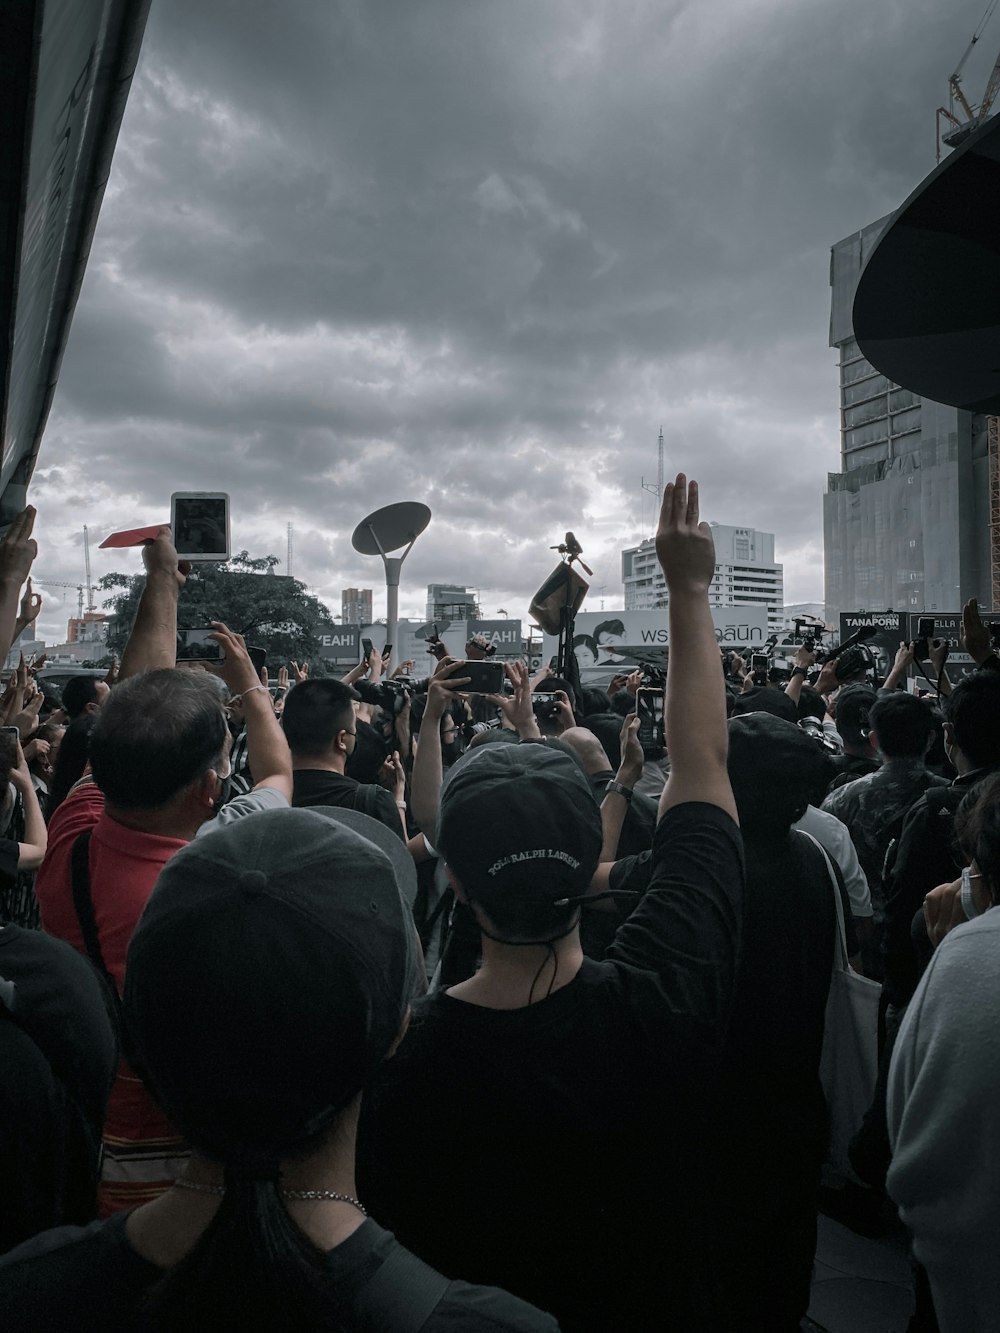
left=793, top=805, right=873, bottom=918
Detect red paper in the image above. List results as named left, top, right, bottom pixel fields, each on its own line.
left=98, top=525, right=165, bottom=549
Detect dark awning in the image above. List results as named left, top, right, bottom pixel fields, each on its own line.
left=0, top=0, right=152, bottom=521
left=853, top=113, right=1000, bottom=415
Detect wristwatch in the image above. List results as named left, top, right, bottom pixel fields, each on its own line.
left=790, top=666, right=808, bottom=678
left=605, top=780, right=634, bottom=803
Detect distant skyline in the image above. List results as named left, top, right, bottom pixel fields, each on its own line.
left=25, top=0, right=997, bottom=641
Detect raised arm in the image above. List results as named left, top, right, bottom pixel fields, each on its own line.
left=210, top=622, right=293, bottom=802
left=10, top=742, right=47, bottom=869
left=0, top=508, right=38, bottom=665
left=119, top=528, right=189, bottom=679
left=784, top=645, right=816, bottom=706
left=656, top=474, right=737, bottom=821
left=598, top=715, right=643, bottom=862
left=410, top=659, right=469, bottom=835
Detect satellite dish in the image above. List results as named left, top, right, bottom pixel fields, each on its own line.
left=853, top=113, right=1000, bottom=414
left=414, top=619, right=451, bottom=639
left=352, top=502, right=431, bottom=556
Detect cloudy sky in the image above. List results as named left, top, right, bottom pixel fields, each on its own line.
left=27, top=0, right=997, bottom=640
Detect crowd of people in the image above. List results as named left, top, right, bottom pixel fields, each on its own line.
left=0, top=487, right=997, bottom=1330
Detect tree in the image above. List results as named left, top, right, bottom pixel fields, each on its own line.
left=100, top=552, right=338, bottom=671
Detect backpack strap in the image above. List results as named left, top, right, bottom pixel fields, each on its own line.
left=354, top=1241, right=449, bottom=1332
left=70, top=831, right=121, bottom=1015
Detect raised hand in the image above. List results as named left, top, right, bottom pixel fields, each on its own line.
left=486, top=661, right=538, bottom=736
left=962, top=598, right=993, bottom=665
left=19, top=577, right=42, bottom=626
left=655, top=474, right=716, bottom=595
left=290, top=659, right=309, bottom=682
left=617, top=714, right=643, bottom=787
left=142, top=526, right=189, bottom=590
left=0, top=507, right=38, bottom=590
left=207, top=621, right=260, bottom=697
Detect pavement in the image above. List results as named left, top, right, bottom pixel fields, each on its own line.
left=805, top=1212, right=915, bottom=1332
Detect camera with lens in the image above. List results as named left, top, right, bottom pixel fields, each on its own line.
left=376, top=679, right=412, bottom=716
left=833, top=643, right=871, bottom=682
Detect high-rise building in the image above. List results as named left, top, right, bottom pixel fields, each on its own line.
left=426, top=584, right=480, bottom=621
left=824, top=220, right=992, bottom=620
left=341, top=588, right=372, bottom=625
left=622, top=525, right=784, bottom=632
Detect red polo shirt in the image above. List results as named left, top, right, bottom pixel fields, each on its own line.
left=36, top=781, right=190, bottom=1215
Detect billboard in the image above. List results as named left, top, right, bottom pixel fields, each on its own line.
left=468, top=619, right=523, bottom=657
left=542, top=608, right=769, bottom=679
left=838, top=612, right=907, bottom=684
left=317, top=626, right=361, bottom=663
left=905, top=611, right=1000, bottom=685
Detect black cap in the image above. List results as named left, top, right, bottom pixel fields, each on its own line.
left=124, top=808, right=416, bottom=1168
left=436, top=744, right=602, bottom=912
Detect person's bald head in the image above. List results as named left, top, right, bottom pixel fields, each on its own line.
left=559, top=726, right=613, bottom=775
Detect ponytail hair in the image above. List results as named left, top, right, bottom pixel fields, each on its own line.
left=135, top=1160, right=348, bottom=1332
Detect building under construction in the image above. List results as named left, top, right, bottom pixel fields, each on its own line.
left=823, top=217, right=995, bottom=621
left=825, top=7, right=1000, bottom=621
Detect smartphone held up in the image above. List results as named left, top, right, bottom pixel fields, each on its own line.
left=171, top=493, right=230, bottom=562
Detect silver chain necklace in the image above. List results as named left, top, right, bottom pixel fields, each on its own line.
left=173, top=1177, right=366, bottom=1216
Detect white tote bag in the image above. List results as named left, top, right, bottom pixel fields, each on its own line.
left=801, top=832, right=882, bottom=1179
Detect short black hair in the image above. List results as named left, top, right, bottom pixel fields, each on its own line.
left=946, top=670, right=1000, bottom=769
left=583, top=712, right=624, bottom=770
left=796, top=685, right=826, bottom=724
left=535, top=676, right=576, bottom=710
left=869, top=692, right=935, bottom=759
left=61, top=675, right=102, bottom=720
left=90, top=671, right=228, bottom=810
left=578, top=685, right=611, bottom=718
left=834, top=685, right=877, bottom=748
left=731, top=688, right=797, bottom=724
left=281, top=679, right=360, bottom=755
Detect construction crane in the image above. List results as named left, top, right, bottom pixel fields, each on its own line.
left=937, top=0, right=1000, bottom=159
left=34, top=579, right=85, bottom=617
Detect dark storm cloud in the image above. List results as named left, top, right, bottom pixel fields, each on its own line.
left=29, top=0, right=992, bottom=637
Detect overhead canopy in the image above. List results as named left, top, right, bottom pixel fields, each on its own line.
left=853, top=113, right=1000, bottom=415
left=0, top=0, right=152, bottom=522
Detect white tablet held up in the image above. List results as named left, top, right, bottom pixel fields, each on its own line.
left=171, top=492, right=230, bottom=561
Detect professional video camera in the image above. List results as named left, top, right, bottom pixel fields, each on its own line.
left=790, top=616, right=828, bottom=652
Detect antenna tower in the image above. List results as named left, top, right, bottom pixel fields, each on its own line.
left=287, top=523, right=293, bottom=577
left=83, top=525, right=96, bottom=611
left=641, top=426, right=666, bottom=517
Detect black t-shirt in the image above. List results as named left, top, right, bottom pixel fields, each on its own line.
left=292, top=769, right=404, bottom=840
left=0, top=1210, right=557, bottom=1331
left=359, top=802, right=745, bottom=1332
left=721, top=831, right=837, bottom=1169
left=0, top=926, right=118, bottom=1252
